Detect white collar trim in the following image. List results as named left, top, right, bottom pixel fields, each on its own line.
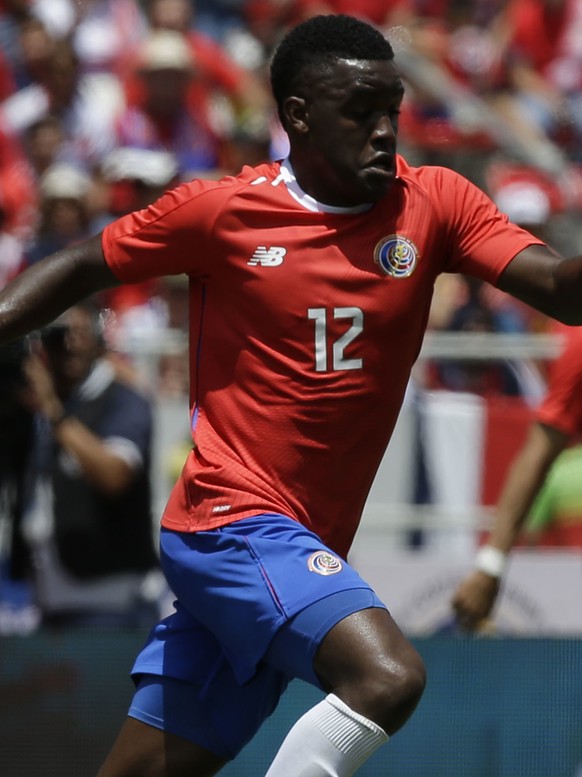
left=280, top=158, right=372, bottom=214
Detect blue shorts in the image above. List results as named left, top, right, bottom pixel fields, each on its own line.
left=128, top=513, right=386, bottom=759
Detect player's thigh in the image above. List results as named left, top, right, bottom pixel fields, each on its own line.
left=97, top=716, right=227, bottom=777
left=265, top=587, right=387, bottom=688
left=314, top=606, right=424, bottom=689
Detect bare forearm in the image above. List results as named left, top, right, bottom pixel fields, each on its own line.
left=486, top=424, right=566, bottom=552
left=0, top=235, right=118, bottom=346
left=499, top=248, right=582, bottom=325
left=487, top=462, right=547, bottom=553
left=549, top=255, right=582, bottom=324
left=451, top=424, right=564, bottom=628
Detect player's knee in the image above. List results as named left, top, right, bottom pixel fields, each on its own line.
left=356, top=647, right=426, bottom=735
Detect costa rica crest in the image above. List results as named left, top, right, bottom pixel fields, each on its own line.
left=307, top=551, right=343, bottom=575
left=374, top=234, right=418, bottom=278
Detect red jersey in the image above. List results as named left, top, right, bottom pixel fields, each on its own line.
left=102, top=156, right=541, bottom=557
left=536, top=326, right=582, bottom=438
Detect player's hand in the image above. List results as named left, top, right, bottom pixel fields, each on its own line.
left=451, top=570, right=500, bottom=632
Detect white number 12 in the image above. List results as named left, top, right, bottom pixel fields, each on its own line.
left=307, top=307, right=364, bottom=372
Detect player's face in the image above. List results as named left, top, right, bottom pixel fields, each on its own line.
left=287, top=58, right=405, bottom=207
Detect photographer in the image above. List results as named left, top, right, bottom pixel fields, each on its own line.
left=20, top=300, right=161, bottom=628
left=0, top=338, right=34, bottom=590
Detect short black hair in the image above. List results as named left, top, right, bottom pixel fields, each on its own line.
left=270, top=14, right=394, bottom=124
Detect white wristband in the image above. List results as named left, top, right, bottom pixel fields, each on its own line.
left=474, top=546, right=507, bottom=578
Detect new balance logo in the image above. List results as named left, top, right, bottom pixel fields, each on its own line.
left=248, top=246, right=287, bottom=266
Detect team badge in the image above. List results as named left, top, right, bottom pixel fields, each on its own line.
left=307, top=551, right=343, bottom=575
left=374, top=235, right=418, bottom=278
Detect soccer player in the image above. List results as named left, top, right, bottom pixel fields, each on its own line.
left=1, top=13, right=582, bottom=777
left=452, top=325, right=582, bottom=631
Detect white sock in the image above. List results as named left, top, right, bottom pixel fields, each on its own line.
left=264, top=693, right=389, bottom=776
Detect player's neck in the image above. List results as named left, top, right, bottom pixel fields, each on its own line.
left=281, top=158, right=372, bottom=214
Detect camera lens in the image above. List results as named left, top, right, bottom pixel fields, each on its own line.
left=40, top=325, right=69, bottom=349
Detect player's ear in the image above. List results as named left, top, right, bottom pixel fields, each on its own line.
left=283, top=96, right=309, bottom=134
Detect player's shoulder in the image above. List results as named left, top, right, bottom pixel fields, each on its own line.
left=171, top=161, right=284, bottom=210
left=396, top=155, right=492, bottom=223
left=396, top=154, right=471, bottom=192
left=185, top=161, right=282, bottom=195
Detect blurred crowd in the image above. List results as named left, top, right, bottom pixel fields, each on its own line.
left=2, top=0, right=582, bottom=398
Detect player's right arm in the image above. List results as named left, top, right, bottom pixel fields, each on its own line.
left=451, top=421, right=568, bottom=631
left=0, top=233, right=118, bottom=347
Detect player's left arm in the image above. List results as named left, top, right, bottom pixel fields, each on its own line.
left=497, top=243, right=582, bottom=325
left=0, top=234, right=118, bottom=348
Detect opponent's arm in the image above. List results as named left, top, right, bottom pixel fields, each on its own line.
left=0, top=234, right=119, bottom=346
left=451, top=422, right=568, bottom=631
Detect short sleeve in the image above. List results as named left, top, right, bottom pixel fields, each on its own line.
left=430, top=167, right=544, bottom=283
left=98, top=383, right=153, bottom=455
left=101, top=178, right=224, bottom=283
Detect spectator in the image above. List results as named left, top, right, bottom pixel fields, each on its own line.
left=31, top=0, right=75, bottom=39
left=289, top=0, right=405, bottom=27
left=0, top=0, right=73, bottom=50
left=0, top=0, right=36, bottom=74
left=22, top=115, right=64, bottom=179
left=0, top=192, right=27, bottom=288
left=485, top=158, right=563, bottom=332
left=18, top=300, right=162, bottom=628
left=386, top=0, right=570, bottom=182
left=452, top=324, right=582, bottom=630
left=1, top=0, right=147, bottom=77
left=97, top=146, right=181, bottom=374
left=0, top=46, right=16, bottom=102
left=99, top=145, right=180, bottom=219
left=24, top=162, right=93, bottom=266
left=0, top=123, right=38, bottom=241
left=117, top=29, right=224, bottom=179
left=502, top=0, right=582, bottom=159
left=386, top=0, right=506, bottom=162
left=194, top=0, right=248, bottom=43
left=70, top=0, right=147, bottom=75
left=141, top=0, right=272, bottom=166
left=0, top=37, right=124, bottom=172
left=8, top=15, right=57, bottom=90
left=0, top=337, right=35, bottom=593
left=426, top=276, right=541, bottom=399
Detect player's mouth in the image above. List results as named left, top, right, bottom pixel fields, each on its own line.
left=363, top=155, right=395, bottom=178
